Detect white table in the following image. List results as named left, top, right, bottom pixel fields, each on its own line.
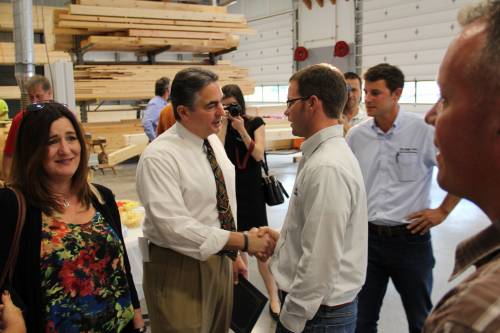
left=123, top=221, right=145, bottom=302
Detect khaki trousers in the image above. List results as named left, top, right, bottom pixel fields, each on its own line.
left=143, top=244, right=233, bottom=333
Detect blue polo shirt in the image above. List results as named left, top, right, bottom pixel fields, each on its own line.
left=346, top=110, right=437, bottom=226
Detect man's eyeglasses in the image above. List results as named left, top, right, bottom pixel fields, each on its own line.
left=286, top=96, right=311, bottom=109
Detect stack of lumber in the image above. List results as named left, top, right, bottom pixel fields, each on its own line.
left=0, top=86, right=21, bottom=100
left=247, top=105, right=298, bottom=150
left=54, top=0, right=253, bottom=53
left=0, top=3, right=69, bottom=52
left=74, top=63, right=255, bottom=101
left=82, top=119, right=144, bottom=152
left=0, top=42, right=71, bottom=65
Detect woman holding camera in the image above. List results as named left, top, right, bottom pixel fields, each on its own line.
left=218, top=84, right=281, bottom=320
left=0, top=103, right=144, bottom=332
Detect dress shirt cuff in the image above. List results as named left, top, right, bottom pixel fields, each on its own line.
left=279, top=305, right=308, bottom=333
left=199, top=228, right=231, bottom=261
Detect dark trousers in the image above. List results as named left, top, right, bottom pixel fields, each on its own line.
left=277, top=291, right=357, bottom=333
left=355, top=224, right=435, bottom=333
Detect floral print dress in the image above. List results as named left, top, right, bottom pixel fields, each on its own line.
left=40, top=211, right=134, bottom=333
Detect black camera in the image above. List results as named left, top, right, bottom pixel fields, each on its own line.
left=224, top=103, right=242, bottom=117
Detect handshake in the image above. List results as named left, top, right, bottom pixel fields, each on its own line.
left=245, top=227, right=280, bottom=262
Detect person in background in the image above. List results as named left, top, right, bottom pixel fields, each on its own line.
left=156, top=103, right=176, bottom=137
left=217, top=84, right=281, bottom=320
left=0, top=103, right=144, bottom=332
left=136, top=68, right=275, bottom=333
left=346, top=63, right=460, bottom=333
left=342, top=72, right=367, bottom=129
left=0, top=99, right=9, bottom=121
left=2, top=75, right=53, bottom=179
left=422, top=1, right=500, bottom=331
left=0, top=291, right=26, bottom=333
left=142, top=77, right=169, bottom=142
left=259, top=64, right=368, bottom=333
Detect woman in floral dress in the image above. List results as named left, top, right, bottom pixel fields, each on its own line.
left=0, top=103, right=144, bottom=332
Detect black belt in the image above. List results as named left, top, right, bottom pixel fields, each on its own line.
left=278, top=290, right=352, bottom=311
left=368, top=222, right=417, bottom=237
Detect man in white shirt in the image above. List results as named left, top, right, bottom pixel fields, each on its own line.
left=343, top=71, right=367, bottom=129
left=260, top=64, right=368, bottom=333
left=346, top=63, right=460, bottom=333
left=136, top=68, right=275, bottom=333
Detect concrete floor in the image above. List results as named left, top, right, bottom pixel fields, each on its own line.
left=94, top=154, right=490, bottom=333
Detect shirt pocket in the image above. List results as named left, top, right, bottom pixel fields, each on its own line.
left=396, top=151, right=419, bottom=182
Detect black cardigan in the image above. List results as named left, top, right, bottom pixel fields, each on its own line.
left=0, top=183, right=140, bottom=333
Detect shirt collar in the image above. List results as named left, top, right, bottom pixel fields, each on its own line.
left=301, top=125, right=343, bottom=159
left=175, top=122, right=205, bottom=150
left=371, top=106, right=403, bottom=135
left=450, top=224, right=500, bottom=281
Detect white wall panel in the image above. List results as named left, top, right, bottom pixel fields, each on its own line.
left=361, top=0, right=475, bottom=80
left=225, top=1, right=294, bottom=86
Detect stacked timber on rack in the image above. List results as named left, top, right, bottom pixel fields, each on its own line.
left=53, top=0, right=253, bottom=53
left=0, top=3, right=71, bottom=64
left=0, top=43, right=71, bottom=65
left=74, top=62, right=254, bottom=101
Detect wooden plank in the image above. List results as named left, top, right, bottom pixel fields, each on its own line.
left=57, top=18, right=254, bottom=34
left=0, top=42, right=71, bottom=64
left=0, top=3, right=58, bottom=32
left=69, top=5, right=245, bottom=23
left=127, top=29, right=228, bottom=40
left=107, top=144, right=146, bottom=165
left=80, top=35, right=239, bottom=53
left=77, top=0, right=228, bottom=13
left=0, top=86, right=20, bottom=99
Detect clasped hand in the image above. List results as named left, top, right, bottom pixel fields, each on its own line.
left=246, top=227, right=280, bottom=262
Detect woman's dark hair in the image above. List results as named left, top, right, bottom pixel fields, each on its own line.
left=222, top=84, right=246, bottom=115
left=9, top=102, right=92, bottom=214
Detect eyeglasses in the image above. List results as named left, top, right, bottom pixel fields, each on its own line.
left=286, top=96, right=311, bottom=109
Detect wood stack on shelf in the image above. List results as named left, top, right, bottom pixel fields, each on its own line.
left=74, top=62, right=254, bottom=101
left=0, top=3, right=71, bottom=65
left=53, top=0, right=253, bottom=53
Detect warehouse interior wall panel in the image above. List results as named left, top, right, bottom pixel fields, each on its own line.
left=362, top=0, right=471, bottom=81
left=227, top=0, right=293, bottom=86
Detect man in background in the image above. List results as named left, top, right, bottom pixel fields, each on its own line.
left=346, top=63, right=460, bottom=333
left=423, top=1, right=500, bottom=331
left=343, top=71, right=367, bottom=129
left=142, top=77, right=169, bottom=142
left=2, top=75, right=53, bottom=179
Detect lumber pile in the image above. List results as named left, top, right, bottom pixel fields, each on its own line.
left=0, top=86, right=20, bottom=100
left=74, top=63, right=255, bottom=101
left=0, top=43, right=71, bottom=65
left=53, top=0, right=253, bottom=53
left=82, top=119, right=144, bottom=152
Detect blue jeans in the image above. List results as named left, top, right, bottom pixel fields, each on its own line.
left=276, top=292, right=357, bottom=333
left=355, top=225, right=435, bottom=333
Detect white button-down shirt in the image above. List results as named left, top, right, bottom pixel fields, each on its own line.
left=346, top=109, right=437, bottom=226
left=270, top=125, right=368, bottom=333
left=136, top=122, right=236, bottom=260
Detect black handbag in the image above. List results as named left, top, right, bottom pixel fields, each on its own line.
left=261, top=159, right=289, bottom=206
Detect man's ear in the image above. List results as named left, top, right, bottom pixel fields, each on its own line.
left=177, top=105, right=189, bottom=121
left=392, top=87, right=403, bottom=101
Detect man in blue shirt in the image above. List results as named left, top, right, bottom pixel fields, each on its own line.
left=142, top=77, right=170, bottom=142
left=346, top=63, right=460, bottom=333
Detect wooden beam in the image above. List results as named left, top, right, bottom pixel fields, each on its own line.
left=69, top=5, right=245, bottom=23
left=127, top=29, right=229, bottom=40
left=0, top=86, right=20, bottom=99
left=77, top=0, right=228, bottom=14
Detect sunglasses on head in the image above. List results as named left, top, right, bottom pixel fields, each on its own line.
left=26, top=102, right=69, bottom=113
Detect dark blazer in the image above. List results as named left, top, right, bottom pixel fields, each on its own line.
left=0, top=183, right=140, bottom=333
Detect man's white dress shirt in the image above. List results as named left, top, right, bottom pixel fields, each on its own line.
left=270, top=125, right=368, bottom=332
left=136, top=122, right=236, bottom=261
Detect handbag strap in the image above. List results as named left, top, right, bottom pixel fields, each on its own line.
left=0, top=186, right=27, bottom=287
left=260, top=157, right=270, bottom=176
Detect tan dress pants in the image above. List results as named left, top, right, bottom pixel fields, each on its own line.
left=143, top=244, right=233, bottom=333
